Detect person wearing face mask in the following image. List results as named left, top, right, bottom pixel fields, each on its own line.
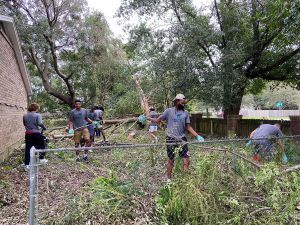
left=148, top=94, right=204, bottom=181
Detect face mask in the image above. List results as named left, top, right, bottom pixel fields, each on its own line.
left=177, top=104, right=185, bottom=110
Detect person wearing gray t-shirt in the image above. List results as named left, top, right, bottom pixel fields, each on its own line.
left=23, top=103, right=48, bottom=168
left=251, top=123, right=285, bottom=161
left=68, top=100, right=93, bottom=162
left=148, top=94, right=205, bottom=181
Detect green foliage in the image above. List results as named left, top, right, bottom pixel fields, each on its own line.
left=119, top=0, right=300, bottom=115
left=60, top=173, right=144, bottom=224
left=108, top=90, right=142, bottom=117
left=155, top=152, right=300, bottom=224
left=243, top=83, right=300, bottom=109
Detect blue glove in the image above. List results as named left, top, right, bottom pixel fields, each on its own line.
left=138, top=115, right=147, bottom=124
left=246, top=140, right=252, bottom=147
left=68, top=129, right=74, bottom=134
left=196, top=135, right=205, bottom=142
left=282, top=153, right=288, bottom=164
left=93, top=121, right=99, bottom=125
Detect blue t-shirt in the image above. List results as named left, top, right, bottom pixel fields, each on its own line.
left=159, top=107, right=190, bottom=139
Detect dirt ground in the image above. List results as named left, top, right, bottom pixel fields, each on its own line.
left=0, top=129, right=167, bottom=225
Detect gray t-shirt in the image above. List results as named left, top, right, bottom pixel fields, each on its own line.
left=159, top=107, right=190, bottom=139
left=252, top=124, right=283, bottom=148
left=149, top=111, right=159, bottom=126
left=94, top=109, right=103, bottom=120
left=23, top=112, right=46, bottom=133
left=69, top=108, right=88, bottom=130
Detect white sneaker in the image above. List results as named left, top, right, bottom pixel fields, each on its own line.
left=39, top=159, right=48, bottom=164
left=166, top=178, right=171, bottom=183
left=24, top=165, right=30, bottom=172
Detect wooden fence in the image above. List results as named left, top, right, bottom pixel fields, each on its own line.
left=190, top=115, right=291, bottom=137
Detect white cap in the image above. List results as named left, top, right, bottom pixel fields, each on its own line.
left=173, top=94, right=186, bottom=101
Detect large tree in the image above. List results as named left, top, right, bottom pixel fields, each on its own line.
left=119, top=0, right=300, bottom=116
left=1, top=0, right=127, bottom=109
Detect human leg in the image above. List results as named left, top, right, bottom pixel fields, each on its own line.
left=74, top=130, right=82, bottom=159
left=179, top=138, right=190, bottom=172
left=82, top=128, right=91, bottom=162
left=25, top=134, right=33, bottom=165
left=166, top=136, right=176, bottom=179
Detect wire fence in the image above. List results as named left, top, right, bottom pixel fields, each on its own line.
left=27, top=135, right=300, bottom=225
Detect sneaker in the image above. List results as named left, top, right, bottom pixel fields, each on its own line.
left=75, top=157, right=80, bottom=162
left=39, top=159, right=48, bottom=164
left=83, top=156, right=89, bottom=163
left=155, top=137, right=159, bottom=143
left=166, top=178, right=171, bottom=183
left=24, top=165, right=30, bottom=172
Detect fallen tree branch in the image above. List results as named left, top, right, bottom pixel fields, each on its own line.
left=249, top=207, right=272, bottom=216
left=192, top=145, right=261, bottom=169
left=282, top=165, right=300, bottom=174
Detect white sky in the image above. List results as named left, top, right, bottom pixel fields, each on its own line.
left=86, top=0, right=213, bottom=40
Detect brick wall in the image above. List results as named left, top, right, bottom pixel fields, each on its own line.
left=0, top=30, right=28, bottom=162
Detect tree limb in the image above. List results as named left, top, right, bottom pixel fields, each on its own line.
left=171, top=0, right=184, bottom=26
left=214, top=0, right=226, bottom=48
left=197, top=41, right=216, bottom=68
left=249, top=47, right=300, bottom=78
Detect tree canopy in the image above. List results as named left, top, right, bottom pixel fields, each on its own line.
left=1, top=0, right=140, bottom=115
left=119, top=0, right=300, bottom=116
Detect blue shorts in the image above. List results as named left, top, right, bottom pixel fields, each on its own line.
left=166, top=136, right=189, bottom=160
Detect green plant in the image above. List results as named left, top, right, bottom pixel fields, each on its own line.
left=155, top=151, right=300, bottom=225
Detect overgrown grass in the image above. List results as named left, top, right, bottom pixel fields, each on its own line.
left=155, top=151, right=300, bottom=224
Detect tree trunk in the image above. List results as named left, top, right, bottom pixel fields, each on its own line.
left=223, top=84, right=245, bottom=119
left=132, top=74, right=150, bottom=114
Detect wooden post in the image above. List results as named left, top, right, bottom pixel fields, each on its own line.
left=289, top=116, right=300, bottom=142
left=191, top=113, right=202, bottom=132
left=210, top=119, right=214, bottom=135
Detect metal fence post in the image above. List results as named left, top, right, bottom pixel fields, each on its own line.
left=29, top=146, right=37, bottom=225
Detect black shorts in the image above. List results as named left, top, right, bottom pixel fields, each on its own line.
left=166, top=136, right=189, bottom=160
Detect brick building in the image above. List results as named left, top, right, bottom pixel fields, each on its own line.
left=0, top=15, right=32, bottom=162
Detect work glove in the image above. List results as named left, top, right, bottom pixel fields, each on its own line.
left=138, top=115, right=147, bottom=124
left=196, top=135, right=205, bottom=142
left=282, top=153, right=288, bottom=164
left=68, top=129, right=74, bottom=134
left=246, top=140, right=252, bottom=147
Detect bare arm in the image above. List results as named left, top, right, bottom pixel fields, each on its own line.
left=250, top=129, right=256, bottom=138
left=37, top=114, right=47, bottom=130
left=186, top=124, right=199, bottom=137
left=149, top=116, right=162, bottom=124
left=277, top=140, right=285, bottom=152
left=68, top=120, right=73, bottom=130
left=86, top=117, right=93, bottom=124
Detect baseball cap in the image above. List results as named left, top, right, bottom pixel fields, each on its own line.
left=173, top=94, right=186, bottom=101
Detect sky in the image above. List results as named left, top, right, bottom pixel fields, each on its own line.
left=86, top=0, right=213, bottom=40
